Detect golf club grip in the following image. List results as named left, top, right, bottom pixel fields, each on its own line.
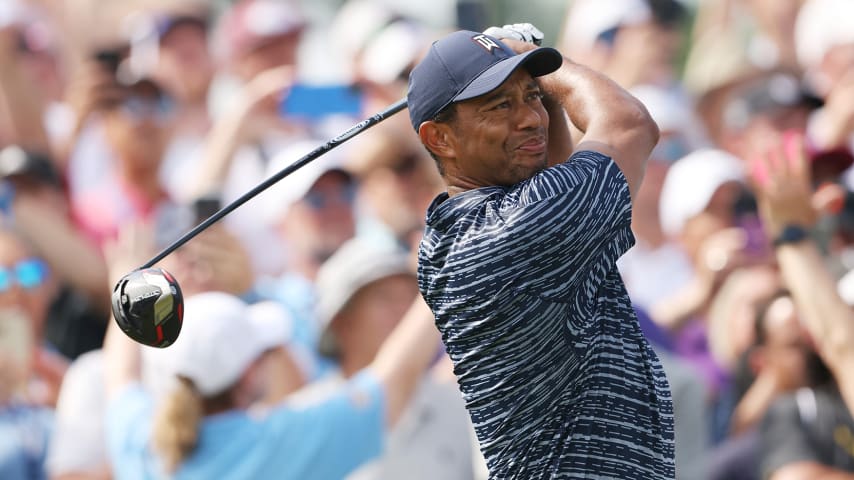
left=140, top=97, right=409, bottom=269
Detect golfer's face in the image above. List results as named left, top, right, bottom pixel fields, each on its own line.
left=451, top=69, right=549, bottom=187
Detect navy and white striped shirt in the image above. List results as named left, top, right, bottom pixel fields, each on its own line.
left=418, top=151, right=675, bottom=479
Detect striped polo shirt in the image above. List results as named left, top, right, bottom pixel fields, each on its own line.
left=418, top=150, right=675, bottom=479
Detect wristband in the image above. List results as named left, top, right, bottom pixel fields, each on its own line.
left=772, top=224, right=810, bottom=248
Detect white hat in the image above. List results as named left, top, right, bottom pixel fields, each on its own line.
left=562, top=0, right=651, bottom=54
left=152, top=292, right=293, bottom=396
left=795, top=0, right=854, bottom=69
left=659, top=149, right=746, bottom=237
left=259, top=139, right=354, bottom=224
left=315, top=239, right=414, bottom=353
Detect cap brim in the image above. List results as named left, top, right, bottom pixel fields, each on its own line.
left=454, top=47, right=562, bottom=102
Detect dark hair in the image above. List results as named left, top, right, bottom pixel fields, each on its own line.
left=421, top=103, right=457, bottom=175
left=646, top=0, right=688, bottom=28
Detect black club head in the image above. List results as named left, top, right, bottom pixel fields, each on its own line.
left=111, top=267, right=183, bottom=348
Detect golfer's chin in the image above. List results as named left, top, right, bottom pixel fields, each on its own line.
left=508, top=152, right=548, bottom=183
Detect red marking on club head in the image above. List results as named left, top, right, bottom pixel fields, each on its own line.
left=161, top=269, right=175, bottom=283
left=177, top=302, right=183, bottom=322
left=156, top=325, right=164, bottom=344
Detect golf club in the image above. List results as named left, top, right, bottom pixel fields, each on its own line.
left=111, top=98, right=408, bottom=348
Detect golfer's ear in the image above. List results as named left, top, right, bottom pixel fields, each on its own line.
left=419, top=121, right=455, bottom=159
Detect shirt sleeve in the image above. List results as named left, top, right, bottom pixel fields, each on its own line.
left=46, top=351, right=107, bottom=476
left=760, top=393, right=820, bottom=479
left=104, top=383, right=157, bottom=479
left=480, top=150, right=634, bottom=301
left=271, top=370, right=386, bottom=478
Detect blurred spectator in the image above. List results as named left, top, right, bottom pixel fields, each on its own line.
left=0, top=309, right=52, bottom=480
left=347, top=130, right=443, bottom=253
left=189, top=0, right=314, bottom=275
left=314, top=239, right=478, bottom=479
left=618, top=84, right=707, bottom=309
left=47, top=221, right=264, bottom=480
left=255, top=143, right=359, bottom=379
left=709, top=290, right=833, bottom=480
left=0, top=145, right=110, bottom=361
left=69, top=70, right=182, bottom=249
left=329, top=0, right=434, bottom=134
left=750, top=131, right=854, bottom=478
left=559, top=0, right=689, bottom=90
left=103, top=284, right=442, bottom=479
left=795, top=0, right=854, bottom=193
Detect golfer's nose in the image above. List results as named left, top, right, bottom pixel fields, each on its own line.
left=516, top=101, right=543, bottom=130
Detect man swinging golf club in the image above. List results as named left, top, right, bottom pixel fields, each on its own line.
left=409, top=24, right=675, bottom=478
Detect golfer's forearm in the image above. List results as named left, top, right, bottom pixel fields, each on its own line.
left=545, top=58, right=654, bottom=139
left=369, top=297, right=440, bottom=427
left=776, top=242, right=854, bottom=407
left=542, top=94, right=573, bottom=166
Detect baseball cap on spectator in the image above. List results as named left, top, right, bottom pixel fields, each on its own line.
left=407, top=30, right=562, bottom=132
left=220, top=0, right=307, bottom=61
left=259, top=139, right=354, bottom=224
left=795, top=0, right=854, bottom=70
left=315, top=239, right=413, bottom=357
left=659, top=149, right=746, bottom=237
left=722, top=72, right=822, bottom=131
left=152, top=292, right=293, bottom=396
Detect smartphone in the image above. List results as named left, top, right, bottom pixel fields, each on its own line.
left=279, top=84, right=363, bottom=121
left=193, top=195, right=221, bottom=224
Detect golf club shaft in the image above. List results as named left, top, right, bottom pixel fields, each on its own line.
left=141, top=97, right=408, bottom=269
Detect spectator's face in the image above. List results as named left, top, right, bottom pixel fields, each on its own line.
left=447, top=69, right=549, bottom=187
left=360, top=151, right=443, bottom=240
left=157, top=22, right=214, bottom=104
left=759, top=296, right=812, bottom=390
left=283, top=172, right=356, bottom=264
left=0, top=232, right=52, bottom=342
left=680, top=182, right=742, bottom=261
left=104, top=85, right=174, bottom=173
left=235, top=31, right=301, bottom=80
left=331, top=274, right=418, bottom=359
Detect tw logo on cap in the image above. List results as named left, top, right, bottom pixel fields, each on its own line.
left=471, top=34, right=500, bottom=53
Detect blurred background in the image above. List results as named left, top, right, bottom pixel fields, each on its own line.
left=0, top=0, right=853, bottom=479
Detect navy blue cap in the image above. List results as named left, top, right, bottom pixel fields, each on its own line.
left=407, top=30, right=562, bottom=132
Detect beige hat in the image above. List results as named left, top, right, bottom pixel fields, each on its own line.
left=315, top=239, right=414, bottom=355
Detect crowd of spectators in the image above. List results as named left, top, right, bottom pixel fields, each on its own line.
left=0, top=0, right=853, bottom=478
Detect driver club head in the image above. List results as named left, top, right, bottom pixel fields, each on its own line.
left=111, top=267, right=183, bottom=348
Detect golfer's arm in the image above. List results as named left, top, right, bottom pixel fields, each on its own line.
left=542, top=57, right=658, bottom=200
left=368, top=297, right=441, bottom=428
left=541, top=93, right=573, bottom=167
left=776, top=241, right=854, bottom=413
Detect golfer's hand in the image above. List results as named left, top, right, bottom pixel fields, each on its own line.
left=483, top=23, right=544, bottom=46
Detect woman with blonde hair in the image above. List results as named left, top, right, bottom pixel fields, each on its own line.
left=103, top=286, right=440, bottom=479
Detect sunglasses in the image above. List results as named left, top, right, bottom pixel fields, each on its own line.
left=0, top=259, right=49, bottom=293
left=303, top=184, right=356, bottom=210
left=119, top=95, right=175, bottom=121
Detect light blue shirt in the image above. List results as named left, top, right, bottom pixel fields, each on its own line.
left=0, top=404, right=52, bottom=480
left=106, top=371, right=385, bottom=480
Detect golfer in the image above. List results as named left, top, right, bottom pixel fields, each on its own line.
left=409, top=26, right=675, bottom=478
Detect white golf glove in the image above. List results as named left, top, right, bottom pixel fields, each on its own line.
left=482, top=23, right=544, bottom=46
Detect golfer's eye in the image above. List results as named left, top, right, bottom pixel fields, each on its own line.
left=526, top=91, right=543, bottom=102
left=490, top=101, right=510, bottom=110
